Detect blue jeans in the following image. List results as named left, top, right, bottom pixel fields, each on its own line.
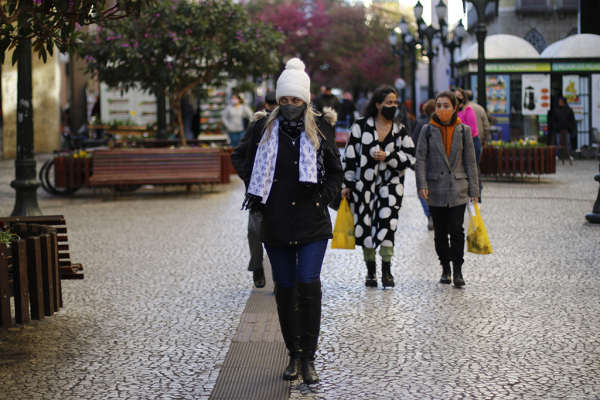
left=228, top=131, right=244, bottom=148
left=265, top=240, right=328, bottom=288
left=419, top=197, right=430, bottom=218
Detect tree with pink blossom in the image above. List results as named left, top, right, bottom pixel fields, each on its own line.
left=79, top=0, right=283, bottom=145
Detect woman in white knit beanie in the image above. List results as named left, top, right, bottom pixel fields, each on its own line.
left=241, top=58, right=343, bottom=385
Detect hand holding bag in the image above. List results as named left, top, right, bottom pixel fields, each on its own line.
left=331, top=198, right=355, bottom=249
left=467, top=202, right=492, bottom=255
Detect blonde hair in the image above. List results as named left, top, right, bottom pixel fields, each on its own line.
left=261, top=103, right=324, bottom=149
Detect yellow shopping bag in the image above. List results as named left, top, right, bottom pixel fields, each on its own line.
left=331, top=198, right=355, bottom=249
left=466, top=202, right=492, bottom=255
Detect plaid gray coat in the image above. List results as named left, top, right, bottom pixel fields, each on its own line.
left=415, top=123, right=479, bottom=207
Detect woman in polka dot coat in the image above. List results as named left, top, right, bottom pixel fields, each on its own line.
left=341, top=85, right=416, bottom=288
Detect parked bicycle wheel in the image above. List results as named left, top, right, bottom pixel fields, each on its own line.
left=39, top=159, right=79, bottom=196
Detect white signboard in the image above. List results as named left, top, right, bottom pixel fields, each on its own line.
left=100, top=83, right=158, bottom=126
left=592, top=74, right=600, bottom=135
left=521, top=74, right=551, bottom=115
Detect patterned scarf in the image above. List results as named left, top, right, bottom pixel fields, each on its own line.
left=242, top=116, right=320, bottom=216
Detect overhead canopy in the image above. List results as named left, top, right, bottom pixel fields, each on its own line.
left=541, top=34, right=600, bottom=58
left=458, top=34, right=541, bottom=62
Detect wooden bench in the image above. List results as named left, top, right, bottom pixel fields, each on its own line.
left=2, top=216, right=84, bottom=280
left=88, top=148, right=222, bottom=200
left=0, top=224, right=63, bottom=329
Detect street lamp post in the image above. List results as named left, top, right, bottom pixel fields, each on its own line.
left=413, top=0, right=449, bottom=100
left=465, top=0, right=495, bottom=109
left=442, top=20, right=466, bottom=83
left=389, top=18, right=419, bottom=114
left=11, top=39, right=43, bottom=216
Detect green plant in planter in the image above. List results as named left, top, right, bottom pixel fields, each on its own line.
left=489, top=139, right=545, bottom=149
left=0, top=222, right=15, bottom=244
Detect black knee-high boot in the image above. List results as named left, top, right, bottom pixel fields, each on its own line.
left=365, top=261, right=377, bottom=287
left=381, top=261, right=395, bottom=287
left=274, top=284, right=301, bottom=380
left=297, top=279, right=321, bottom=385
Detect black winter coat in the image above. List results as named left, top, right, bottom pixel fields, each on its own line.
left=242, top=112, right=344, bottom=246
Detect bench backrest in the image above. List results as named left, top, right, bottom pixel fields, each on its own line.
left=91, top=148, right=222, bottom=176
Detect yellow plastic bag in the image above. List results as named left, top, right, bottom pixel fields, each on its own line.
left=331, top=198, right=355, bottom=249
left=467, top=202, right=492, bottom=255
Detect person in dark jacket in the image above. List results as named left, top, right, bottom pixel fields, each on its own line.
left=231, top=90, right=278, bottom=288
left=314, top=86, right=341, bottom=115
left=241, top=58, right=344, bottom=385
left=338, top=92, right=357, bottom=127
left=411, top=99, right=435, bottom=230
left=552, top=97, right=576, bottom=160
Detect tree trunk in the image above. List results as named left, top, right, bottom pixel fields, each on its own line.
left=176, top=105, right=187, bottom=147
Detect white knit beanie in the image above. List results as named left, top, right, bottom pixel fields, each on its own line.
left=276, top=58, right=311, bottom=105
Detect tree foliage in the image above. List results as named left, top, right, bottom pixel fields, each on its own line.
left=247, top=0, right=398, bottom=93
left=79, top=0, right=284, bottom=145
left=0, top=0, right=152, bottom=64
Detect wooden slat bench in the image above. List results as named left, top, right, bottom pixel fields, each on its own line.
left=88, top=148, right=222, bottom=200
left=0, top=223, right=63, bottom=329
left=2, top=215, right=84, bottom=280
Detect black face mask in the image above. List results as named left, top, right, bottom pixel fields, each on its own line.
left=380, top=105, right=397, bottom=121
left=458, top=98, right=465, bottom=105
left=279, top=104, right=306, bottom=121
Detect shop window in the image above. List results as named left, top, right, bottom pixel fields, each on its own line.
left=524, top=29, right=547, bottom=53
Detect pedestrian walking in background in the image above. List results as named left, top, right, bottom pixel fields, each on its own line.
left=455, top=88, right=482, bottom=203
left=415, top=91, right=479, bottom=287
left=338, top=92, right=357, bottom=127
left=466, top=90, right=490, bottom=142
left=395, top=99, right=411, bottom=132
left=411, top=99, right=436, bottom=230
left=222, top=93, right=253, bottom=148
left=356, top=93, right=369, bottom=116
left=231, top=90, right=278, bottom=288
left=314, top=86, right=341, bottom=115
left=241, top=58, right=343, bottom=385
left=340, top=85, right=416, bottom=288
left=552, top=96, right=576, bottom=162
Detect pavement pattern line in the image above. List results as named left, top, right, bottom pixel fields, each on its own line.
left=210, top=261, right=291, bottom=400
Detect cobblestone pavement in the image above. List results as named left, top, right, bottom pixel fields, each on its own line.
left=1, top=155, right=600, bottom=400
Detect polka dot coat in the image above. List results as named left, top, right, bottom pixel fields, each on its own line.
left=341, top=117, right=416, bottom=249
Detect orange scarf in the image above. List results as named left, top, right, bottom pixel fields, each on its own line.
left=430, top=118, right=462, bottom=158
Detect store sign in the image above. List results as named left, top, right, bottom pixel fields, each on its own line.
left=471, top=74, right=511, bottom=141
left=553, top=62, right=600, bottom=72
left=485, top=62, right=551, bottom=73
left=562, top=75, right=584, bottom=121
left=522, top=75, right=551, bottom=116
left=100, top=83, right=158, bottom=126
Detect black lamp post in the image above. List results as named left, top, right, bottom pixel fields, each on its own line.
left=389, top=18, right=419, bottom=114
left=442, top=20, right=466, bottom=82
left=10, top=39, right=43, bottom=216
left=464, top=0, right=495, bottom=109
left=413, top=0, right=449, bottom=100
